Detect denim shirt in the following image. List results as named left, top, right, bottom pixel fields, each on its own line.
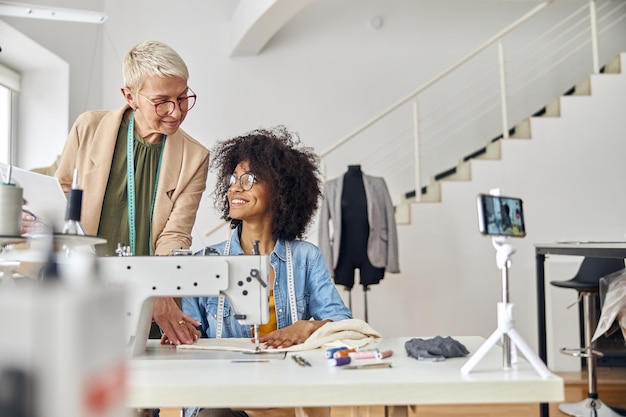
left=181, top=229, right=352, bottom=339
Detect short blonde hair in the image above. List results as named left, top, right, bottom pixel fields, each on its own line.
left=123, top=40, right=189, bottom=90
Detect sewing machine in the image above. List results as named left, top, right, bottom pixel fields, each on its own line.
left=96, top=254, right=271, bottom=356
left=0, top=276, right=128, bottom=417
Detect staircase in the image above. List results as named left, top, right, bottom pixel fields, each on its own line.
left=394, top=51, right=623, bottom=225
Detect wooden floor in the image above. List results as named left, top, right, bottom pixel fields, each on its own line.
left=158, top=367, right=626, bottom=417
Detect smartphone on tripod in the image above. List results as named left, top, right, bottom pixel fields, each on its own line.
left=477, top=194, right=526, bottom=238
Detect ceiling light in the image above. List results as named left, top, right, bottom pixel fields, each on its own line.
left=0, top=1, right=107, bottom=24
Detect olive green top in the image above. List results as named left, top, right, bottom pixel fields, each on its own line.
left=97, top=116, right=163, bottom=256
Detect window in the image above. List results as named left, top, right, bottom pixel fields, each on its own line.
left=0, top=63, right=20, bottom=165
left=0, top=84, right=11, bottom=164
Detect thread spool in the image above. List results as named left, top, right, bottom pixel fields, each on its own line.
left=0, top=184, right=22, bottom=236
left=65, top=188, right=83, bottom=223
left=62, top=168, right=83, bottom=235
left=328, top=356, right=351, bottom=367
left=325, top=347, right=349, bottom=359
left=62, top=188, right=83, bottom=234
left=349, top=351, right=377, bottom=360
left=333, top=348, right=357, bottom=358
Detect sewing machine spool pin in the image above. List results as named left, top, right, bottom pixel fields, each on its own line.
left=251, top=240, right=262, bottom=352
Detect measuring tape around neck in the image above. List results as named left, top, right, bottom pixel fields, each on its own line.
left=126, top=111, right=166, bottom=256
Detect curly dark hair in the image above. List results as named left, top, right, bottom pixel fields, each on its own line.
left=210, top=126, right=322, bottom=241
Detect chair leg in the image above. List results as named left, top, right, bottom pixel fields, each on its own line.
left=584, top=291, right=598, bottom=398
left=558, top=398, right=625, bottom=417
left=558, top=292, right=624, bottom=417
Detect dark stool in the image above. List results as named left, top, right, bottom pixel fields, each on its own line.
left=550, top=257, right=625, bottom=417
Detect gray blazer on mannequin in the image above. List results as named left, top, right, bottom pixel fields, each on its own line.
left=318, top=173, right=400, bottom=275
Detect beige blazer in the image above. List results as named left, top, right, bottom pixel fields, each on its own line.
left=55, top=105, right=209, bottom=255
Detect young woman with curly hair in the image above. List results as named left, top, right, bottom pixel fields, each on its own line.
left=181, top=126, right=352, bottom=417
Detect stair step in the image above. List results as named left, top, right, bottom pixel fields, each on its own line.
left=463, top=140, right=501, bottom=161
left=434, top=166, right=457, bottom=181
left=395, top=200, right=411, bottom=225
left=544, top=98, right=561, bottom=117
left=447, top=160, right=471, bottom=181
left=490, top=126, right=517, bottom=142
left=574, top=77, right=591, bottom=95
left=511, top=119, right=531, bottom=139
left=603, top=54, right=622, bottom=74
left=419, top=182, right=441, bottom=203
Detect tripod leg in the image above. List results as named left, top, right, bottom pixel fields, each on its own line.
left=461, top=328, right=504, bottom=375
left=507, top=328, right=553, bottom=379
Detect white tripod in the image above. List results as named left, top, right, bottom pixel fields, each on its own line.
left=461, top=236, right=553, bottom=379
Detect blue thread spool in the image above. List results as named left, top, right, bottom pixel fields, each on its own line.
left=325, top=347, right=349, bottom=359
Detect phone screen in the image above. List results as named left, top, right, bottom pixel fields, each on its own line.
left=477, top=194, right=526, bottom=237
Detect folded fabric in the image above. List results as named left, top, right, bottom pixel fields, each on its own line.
left=593, top=269, right=626, bottom=342
left=177, top=318, right=382, bottom=353
left=404, top=336, right=469, bottom=362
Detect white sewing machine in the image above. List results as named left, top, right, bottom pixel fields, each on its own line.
left=96, top=254, right=271, bottom=356
left=0, top=278, right=128, bottom=417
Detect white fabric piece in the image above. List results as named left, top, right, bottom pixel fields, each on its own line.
left=177, top=318, right=381, bottom=352
left=593, top=269, right=626, bottom=342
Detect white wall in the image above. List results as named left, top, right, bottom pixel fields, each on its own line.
left=2, top=0, right=626, bottom=371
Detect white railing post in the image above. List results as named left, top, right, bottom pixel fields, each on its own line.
left=498, top=40, right=510, bottom=140
left=589, top=0, right=600, bottom=73
left=412, top=97, right=421, bottom=202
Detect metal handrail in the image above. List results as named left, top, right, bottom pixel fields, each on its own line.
left=318, top=0, right=554, bottom=159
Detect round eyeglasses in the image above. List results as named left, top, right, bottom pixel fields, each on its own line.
left=138, top=88, right=197, bottom=117
left=227, top=172, right=257, bottom=191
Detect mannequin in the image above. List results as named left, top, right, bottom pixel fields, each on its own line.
left=318, top=165, right=400, bottom=320
left=335, top=165, right=385, bottom=289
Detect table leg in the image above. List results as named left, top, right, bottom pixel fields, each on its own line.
left=384, top=405, right=408, bottom=417
left=536, top=252, right=549, bottom=417
left=536, top=253, right=547, bottom=362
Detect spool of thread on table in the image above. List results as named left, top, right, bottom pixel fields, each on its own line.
left=63, top=168, right=83, bottom=234
left=333, top=348, right=357, bottom=358
left=328, top=357, right=351, bottom=367
left=349, top=351, right=377, bottom=360
left=325, top=347, right=349, bottom=358
left=63, top=188, right=83, bottom=234
left=375, top=349, right=393, bottom=360
left=0, top=183, right=23, bottom=236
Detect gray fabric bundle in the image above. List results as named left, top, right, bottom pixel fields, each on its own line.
left=404, top=336, right=469, bottom=362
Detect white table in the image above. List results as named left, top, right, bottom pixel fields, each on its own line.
left=127, top=336, right=564, bottom=411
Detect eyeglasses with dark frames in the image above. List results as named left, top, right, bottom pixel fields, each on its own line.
left=227, top=172, right=257, bottom=191
left=137, top=87, right=197, bottom=117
